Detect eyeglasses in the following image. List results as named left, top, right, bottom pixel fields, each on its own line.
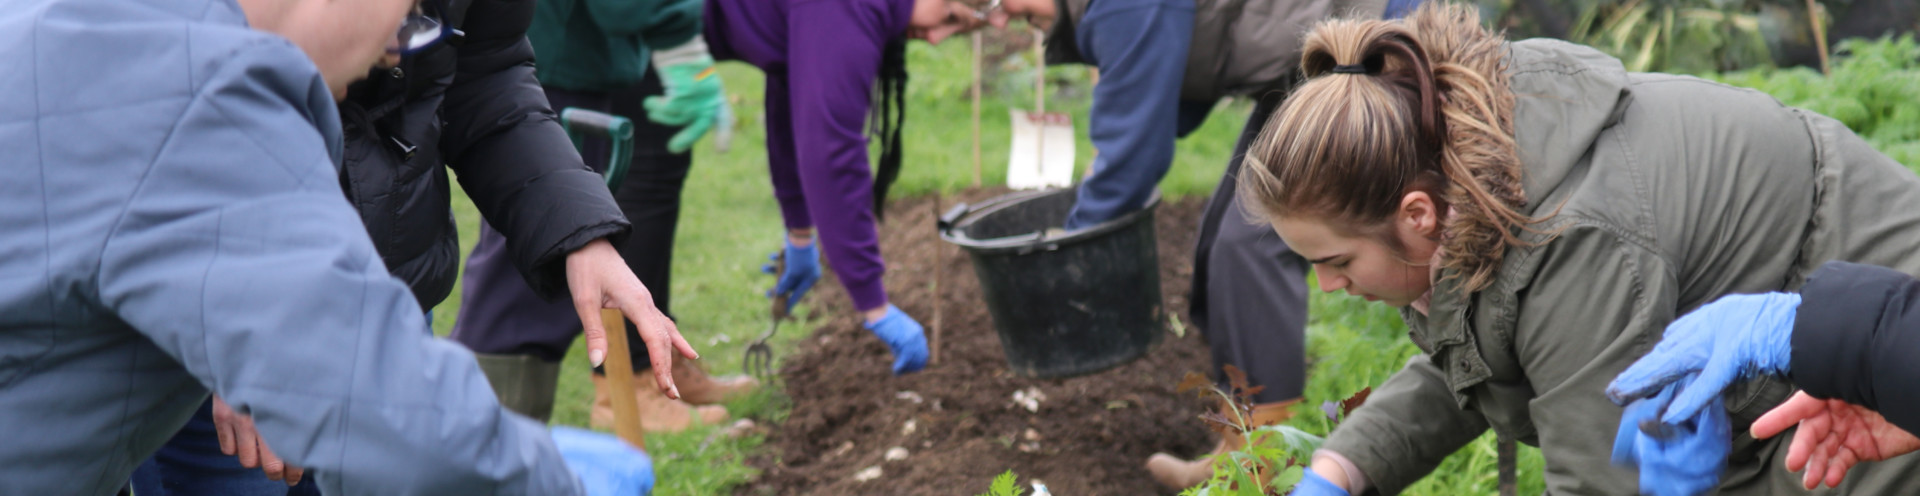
left=390, top=3, right=455, bottom=55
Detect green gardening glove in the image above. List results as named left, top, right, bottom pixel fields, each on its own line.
left=646, top=38, right=733, bottom=154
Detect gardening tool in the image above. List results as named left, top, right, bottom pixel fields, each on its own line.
left=597, top=308, right=647, bottom=450
left=558, top=108, right=646, bottom=449
left=744, top=293, right=789, bottom=380
left=1006, top=29, right=1074, bottom=191
left=745, top=249, right=790, bottom=380
left=558, top=107, right=633, bottom=191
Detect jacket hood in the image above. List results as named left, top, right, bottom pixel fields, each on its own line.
left=1504, top=38, right=1632, bottom=215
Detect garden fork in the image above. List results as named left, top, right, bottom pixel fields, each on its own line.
left=745, top=249, right=790, bottom=380
left=744, top=294, right=787, bottom=380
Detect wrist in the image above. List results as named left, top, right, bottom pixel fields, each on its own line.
left=1311, top=451, right=1368, bottom=493
left=787, top=229, right=814, bottom=248
left=652, top=37, right=712, bottom=68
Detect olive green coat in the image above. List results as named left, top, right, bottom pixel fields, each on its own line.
left=1320, top=38, right=1920, bottom=495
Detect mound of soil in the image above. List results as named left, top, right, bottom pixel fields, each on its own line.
left=738, top=189, right=1218, bottom=496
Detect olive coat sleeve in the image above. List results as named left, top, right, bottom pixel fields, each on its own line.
left=441, top=0, right=630, bottom=297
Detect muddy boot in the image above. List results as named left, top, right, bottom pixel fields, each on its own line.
left=1146, top=399, right=1301, bottom=490
left=672, top=356, right=759, bottom=406
left=474, top=353, right=561, bottom=423
left=591, top=373, right=729, bottom=433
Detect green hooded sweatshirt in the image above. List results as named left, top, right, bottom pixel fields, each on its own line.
left=527, top=0, right=704, bottom=91
left=1320, top=38, right=1920, bottom=495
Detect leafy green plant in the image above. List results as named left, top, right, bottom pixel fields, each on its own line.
left=1712, top=35, right=1920, bottom=167
left=976, top=470, right=1026, bottom=496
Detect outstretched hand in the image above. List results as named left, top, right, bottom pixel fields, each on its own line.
left=566, top=238, right=699, bottom=399
left=1752, top=391, right=1920, bottom=490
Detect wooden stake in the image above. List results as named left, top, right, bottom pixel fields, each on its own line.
left=930, top=196, right=944, bottom=365
left=971, top=32, right=984, bottom=188
left=1033, top=29, right=1046, bottom=172
left=1806, top=0, right=1830, bottom=76
left=599, top=308, right=646, bottom=450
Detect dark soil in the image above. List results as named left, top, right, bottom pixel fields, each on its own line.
left=737, top=189, right=1218, bottom=496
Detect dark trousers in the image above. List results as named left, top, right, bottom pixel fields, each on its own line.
left=451, top=68, right=691, bottom=368
left=1189, top=92, right=1310, bottom=403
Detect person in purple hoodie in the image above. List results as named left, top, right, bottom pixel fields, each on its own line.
left=704, top=0, right=975, bottom=374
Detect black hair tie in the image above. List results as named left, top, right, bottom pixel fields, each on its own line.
left=1329, top=63, right=1368, bottom=74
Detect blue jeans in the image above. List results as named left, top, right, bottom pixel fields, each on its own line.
left=131, top=399, right=320, bottom=496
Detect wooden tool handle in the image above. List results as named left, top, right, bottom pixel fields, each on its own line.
left=599, top=308, right=646, bottom=450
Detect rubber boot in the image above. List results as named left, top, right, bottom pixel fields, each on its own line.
left=672, top=356, right=760, bottom=406
left=474, top=353, right=562, bottom=423
left=1146, top=399, right=1301, bottom=490
left=591, top=373, right=729, bottom=433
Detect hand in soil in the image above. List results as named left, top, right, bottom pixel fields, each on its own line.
left=1753, top=392, right=1920, bottom=489
left=863, top=304, right=928, bottom=375
left=566, top=238, right=699, bottom=398
left=212, top=395, right=304, bottom=485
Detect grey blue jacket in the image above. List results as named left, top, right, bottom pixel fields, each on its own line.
left=1319, top=38, right=1920, bottom=495
left=1046, top=0, right=1384, bottom=228
left=0, top=0, right=582, bottom=493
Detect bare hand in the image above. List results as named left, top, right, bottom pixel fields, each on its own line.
left=565, top=238, right=700, bottom=399
left=211, top=396, right=304, bottom=486
left=1751, top=391, right=1920, bottom=489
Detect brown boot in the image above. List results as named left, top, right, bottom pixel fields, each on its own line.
left=591, top=373, right=729, bottom=433
left=672, top=357, right=759, bottom=406
left=1146, top=399, right=1300, bottom=490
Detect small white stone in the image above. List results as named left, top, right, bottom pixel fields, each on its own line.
left=884, top=447, right=909, bottom=461
left=1023, top=428, right=1041, bottom=441
left=853, top=466, right=884, bottom=482
left=1011, top=387, right=1047, bottom=413
left=901, top=419, right=918, bottom=436
left=895, top=391, right=924, bottom=404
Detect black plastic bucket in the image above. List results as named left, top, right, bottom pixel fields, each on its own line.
left=937, top=187, right=1164, bottom=378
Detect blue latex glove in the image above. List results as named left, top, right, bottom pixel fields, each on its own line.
left=763, top=239, right=820, bottom=315
left=552, top=426, right=654, bottom=496
left=1289, top=469, right=1351, bottom=496
left=1611, top=375, right=1729, bottom=496
left=1606, top=292, right=1798, bottom=424
left=863, top=305, right=929, bottom=375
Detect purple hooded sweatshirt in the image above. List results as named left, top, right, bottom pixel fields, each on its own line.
left=704, top=0, right=912, bottom=311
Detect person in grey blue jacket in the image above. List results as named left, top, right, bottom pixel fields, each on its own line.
left=0, top=0, right=627, bottom=493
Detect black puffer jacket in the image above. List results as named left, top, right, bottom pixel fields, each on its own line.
left=338, top=0, right=628, bottom=310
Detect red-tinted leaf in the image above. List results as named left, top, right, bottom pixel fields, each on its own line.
left=1176, top=372, right=1212, bottom=395
left=1340, top=387, right=1372, bottom=416
left=1222, top=365, right=1251, bottom=392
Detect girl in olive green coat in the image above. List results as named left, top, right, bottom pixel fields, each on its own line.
left=1245, top=3, right=1920, bottom=495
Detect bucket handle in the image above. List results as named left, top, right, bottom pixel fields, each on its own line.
left=937, top=202, right=970, bottom=233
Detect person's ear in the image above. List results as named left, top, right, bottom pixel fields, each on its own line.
left=1399, top=191, right=1438, bottom=238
